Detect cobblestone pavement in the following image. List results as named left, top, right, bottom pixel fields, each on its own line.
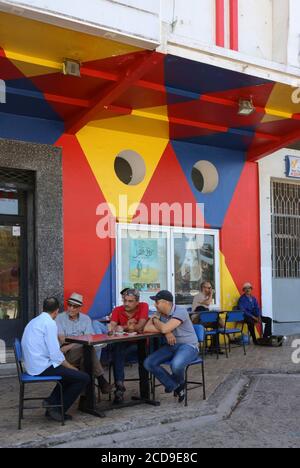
left=0, top=338, right=299, bottom=448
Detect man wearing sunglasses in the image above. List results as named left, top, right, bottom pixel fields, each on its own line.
left=56, top=292, right=112, bottom=394
left=110, top=289, right=149, bottom=404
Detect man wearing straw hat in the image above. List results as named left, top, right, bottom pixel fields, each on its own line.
left=238, top=283, right=272, bottom=345
left=56, top=292, right=112, bottom=394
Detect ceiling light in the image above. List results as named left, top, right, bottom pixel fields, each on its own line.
left=62, top=59, right=81, bottom=77
left=238, top=98, right=255, bottom=116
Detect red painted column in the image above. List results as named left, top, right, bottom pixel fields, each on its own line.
left=230, top=0, right=239, bottom=51
left=216, top=0, right=225, bottom=47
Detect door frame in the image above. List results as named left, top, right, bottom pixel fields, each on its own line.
left=116, top=223, right=220, bottom=308
left=171, top=226, right=221, bottom=308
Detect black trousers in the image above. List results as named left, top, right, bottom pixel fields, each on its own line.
left=245, top=316, right=272, bottom=344
left=40, top=365, right=90, bottom=413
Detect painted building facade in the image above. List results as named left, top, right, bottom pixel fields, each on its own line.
left=1, top=2, right=300, bottom=344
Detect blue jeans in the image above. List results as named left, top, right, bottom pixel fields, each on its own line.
left=112, top=342, right=138, bottom=383
left=144, top=344, right=199, bottom=392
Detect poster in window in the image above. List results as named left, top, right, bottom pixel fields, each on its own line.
left=129, top=239, right=159, bottom=285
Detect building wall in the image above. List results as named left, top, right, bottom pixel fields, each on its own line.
left=0, top=16, right=263, bottom=319
left=0, top=0, right=161, bottom=47
left=0, top=101, right=261, bottom=318
left=0, top=139, right=63, bottom=316
left=1, top=0, right=300, bottom=75
left=259, top=148, right=300, bottom=321
left=62, top=126, right=261, bottom=317
left=238, top=0, right=273, bottom=60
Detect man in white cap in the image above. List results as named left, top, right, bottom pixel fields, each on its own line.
left=56, top=292, right=112, bottom=394
left=238, top=283, right=272, bottom=345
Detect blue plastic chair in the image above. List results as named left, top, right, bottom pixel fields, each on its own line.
left=198, top=311, right=221, bottom=359
left=151, top=324, right=206, bottom=406
left=219, top=311, right=247, bottom=358
left=14, top=339, right=64, bottom=429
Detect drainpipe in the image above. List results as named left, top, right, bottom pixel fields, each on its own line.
left=229, top=0, right=239, bottom=51
left=216, top=0, right=225, bottom=47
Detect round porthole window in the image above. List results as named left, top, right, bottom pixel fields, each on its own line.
left=192, top=161, right=219, bottom=194
left=114, top=150, right=146, bottom=186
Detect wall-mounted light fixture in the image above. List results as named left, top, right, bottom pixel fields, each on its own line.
left=62, top=59, right=81, bottom=77
left=238, top=98, right=255, bottom=116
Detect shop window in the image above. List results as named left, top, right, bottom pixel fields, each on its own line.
left=174, top=233, right=217, bottom=306
left=114, top=150, right=146, bottom=186
left=192, top=161, right=219, bottom=193
left=117, top=224, right=220, bottom=308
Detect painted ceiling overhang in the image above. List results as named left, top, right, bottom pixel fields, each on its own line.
left=1, top=11, right=300, bottom=160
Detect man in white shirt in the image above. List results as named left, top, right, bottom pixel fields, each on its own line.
left=21, top=297, right=90, bottom=422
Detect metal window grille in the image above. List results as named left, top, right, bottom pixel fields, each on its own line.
left=0, top=167, right=35, bottom=190
left=271, top=180, right=300, bottom=278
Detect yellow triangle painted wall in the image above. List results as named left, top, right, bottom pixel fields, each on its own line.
left=220, top=252, right=240, bottom=310
left=76, top=119, right=169, bottom=222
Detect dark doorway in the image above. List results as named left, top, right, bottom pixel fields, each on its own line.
left=0, top=169, right=35, bottom=346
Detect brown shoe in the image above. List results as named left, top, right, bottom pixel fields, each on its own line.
left=97, top=376, right=113, bottom=394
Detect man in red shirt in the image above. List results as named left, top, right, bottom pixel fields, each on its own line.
left=110, top=289, right=149, bottom=403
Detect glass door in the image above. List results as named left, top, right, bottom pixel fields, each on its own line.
left=0, top=190, right=27, bottom=345
left=0, top=225, right=21, bottom=320
left=172, top=228, right=220, bottom=307
left=117, top=224, right=220, bottom=309
left=117, top=224, right=171, bottom=306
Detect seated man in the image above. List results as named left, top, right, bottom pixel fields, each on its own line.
left=56, top=292, right=112, bottom=394
left=92, top=288, right=131, bottom=336
left=110, top=289, right=149, bottom=404
left=191, top=281, right=214, bottom=316
left=238, top=283, right=272, bottom=345
left=21, top=297, right=90, bottom=422
left=92, top=289, right=132, bottom=361
left=191, top=281, right=224, bottom=353
left=191, top=281, right=224, bottom=324
left=144, top=290, right=199, bottom=403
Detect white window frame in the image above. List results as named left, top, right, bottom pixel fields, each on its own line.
left=171, top=226, right=221, bottom=308
left=116, top=223, right=220, bottom=308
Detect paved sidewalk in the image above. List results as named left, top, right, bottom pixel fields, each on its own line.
left=58, top=373, right=300, bottom=449
left=0, top=338, right=299, bottom=448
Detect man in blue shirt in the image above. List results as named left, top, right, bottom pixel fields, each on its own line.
left=22, top=297, right=90, bottom=422
left=238, top=283, right=272, bottom=345
left=56, top=292, right=112, bottom=395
